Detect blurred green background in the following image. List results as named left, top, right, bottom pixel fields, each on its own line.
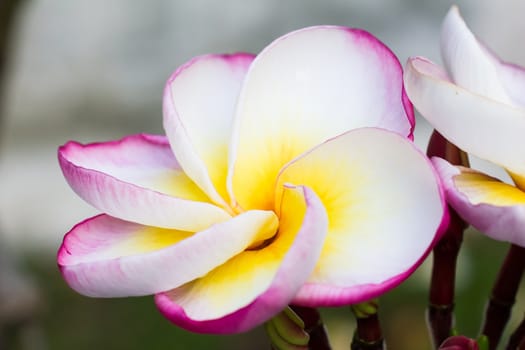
left=7, top=230, right=524, bottom=349
left=1, top=1, right=524, bottom=349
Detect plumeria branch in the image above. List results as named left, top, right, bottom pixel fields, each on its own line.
left=290, top=306, right=332, bottom=350
left=426, top=208, right=466, bottom=348
left=266, top=306, right=331, bottom=350
left=506, top=312, right=525, bottom=350
left=480, top=244, right=525, bottom=350
left=426, top=130, right=469, bottom=348
left=350, top=300, right=384, bottom=350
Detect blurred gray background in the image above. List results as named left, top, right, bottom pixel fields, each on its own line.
left=3, top=0, right=525, bottom=250
left=1, top=1, right=524, bottom=349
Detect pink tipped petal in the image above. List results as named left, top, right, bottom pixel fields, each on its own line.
left=404, top=57, right=525, bottom=177
left=155, top=186, right=328, bottom=334
left=441, top=6, right=512, bottom=104
left=58, top=134, right=231, bottom=231
left=441, top=6, right=525, bottom=108
left=433, top=157, right=525, bottom=247
left=493, top=60, right=525, bottom=108
left=58, top=210, right=279, bottom=297
left=228, top=26, right=413, bottom=211
left=163, top=54, right=255, bottom=206
left=274, top=128, right=446, bottom=306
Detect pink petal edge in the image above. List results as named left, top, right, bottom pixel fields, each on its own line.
left=341, top=27, right=415, bottom=138
left=239, top=25, right=415, bottom=137
left=162, top=53, right=255, bottom=207
left=310, top=26, right=415, bottom=138
left=291, top=139, right=450, bottom=306
left=165, top=53, right=255, bottom=87
left=58, top=134, right=230, bottom=231
left=432, top=157, right=525, bottom=247
left=58, top=210, right=277, bottom=297
left=292, top=212, right=448, bottom=306
left=483, top=45, right=525, bottom=108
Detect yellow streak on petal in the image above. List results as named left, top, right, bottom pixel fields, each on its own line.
left=203, top=143, right=230, bottom=203
left=454, top=170, right=525, bottom=206
left=273, top=130, right=440, bottom=285
left=164, top=186, right=307, bottom=320
left=275, top=150, right=370, bottom=282
left=507, top=170, right=525, bottom=192
left=231, top=125, right=317, bottom=211
left=275, top=145, right=367, bottom=233
left=97, top=227, right=194, bottom=260
left=148, top=170, right=210, bottom=202
left=127, top=145, right=228, bottom=206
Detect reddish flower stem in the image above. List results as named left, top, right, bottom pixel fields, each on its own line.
left=505, top=313, right=525, bottom=350
left=481, top=244, right=525, bottom=350
left=426, top=130, right=469, bottom=349
left=427, top=208, right=466, bottom=348
left=290, top=306, right=332, bottom=350
left=350, top=313, right=384, bottom=350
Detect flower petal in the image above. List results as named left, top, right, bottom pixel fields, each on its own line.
left=404, top=57, right=525, bottom=177
left=163, top=53, right=255, bottom=207
left=441, top=6, right=513, bottom=104
left=155, top=185, right=328, bottom=334
left=491, top=56, right=525, bottom=108
left=58, top=210, right=278, bottom=297
left=433, top=157, right=525, bottom=247
left=58, top=134, right=231, bottom=231
left=274, top=128, right=447, bottom=306
left=441, top=6, right=525, bottom=108
left=228, top=26, right=413, bottom=211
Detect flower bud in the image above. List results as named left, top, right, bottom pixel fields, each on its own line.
left=439, top=335, right=479, bottom=350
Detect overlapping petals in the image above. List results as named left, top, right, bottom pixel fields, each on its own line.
left=155, top=186, right=327, bottom=334
left=58, top=134, right=231, bottom=231
left=404, top=6, right=525, bottom=246
left=433, top=158, right=525, bottom=247
left=274, top=128, right=446, bottom=305
left=228, top=26, right=415, bottom=211
left=59, top=210, right=279, bottom=297
left=163, top=53, right=255, bottom=208
left=440, top=7, right=525, bottom=108
left=59, top=25, right=446, bottom=333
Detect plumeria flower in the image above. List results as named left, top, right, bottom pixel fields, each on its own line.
left=404, top=6, right=525, bottom=247
left=58, top=26, right=446, bottom=334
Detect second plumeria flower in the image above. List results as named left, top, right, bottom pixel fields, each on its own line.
left=58, top=26, right=447, bottom=334
left=404, top=6, right=525, bottom=247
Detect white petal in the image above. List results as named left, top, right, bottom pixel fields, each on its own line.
left=228, top=26, right=413, bottom=211
left=59, top=210, right=278, bottom=297
left=441, top=6, right=512, bottom=104
left=59, top=134, right=230, bottom=231
left=163, top=54, right=254, bottom=207
left=155, top=185, right=327, bottom=334
left=274, top=128, right=446, bottom=305
left=434, top=157, right=525, bottom=247
left=404, top=57, right=525, bottom=177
